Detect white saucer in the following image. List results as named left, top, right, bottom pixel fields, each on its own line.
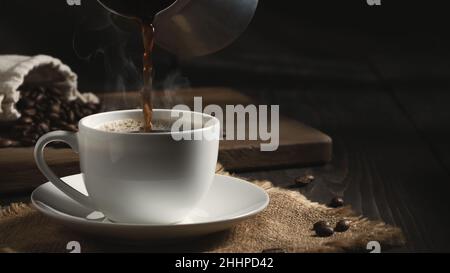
left=31, top=174, right=269, bottom=241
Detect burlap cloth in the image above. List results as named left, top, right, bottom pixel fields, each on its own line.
left=0, top=166, right=405, bottom=253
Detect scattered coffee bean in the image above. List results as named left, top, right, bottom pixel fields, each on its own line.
left=294, top=174, right=315, bottom=187
left=315, top=225, right=334, bottom=237
left=335, top=219, right=351, bottom=232
left=313, top=220, right=330, bottom=231
left=262, top=248, right=285, bottom=253
left=329, top=197, right=344, bottom=208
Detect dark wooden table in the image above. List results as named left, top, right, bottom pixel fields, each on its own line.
left=178, top=11, right=450, bottom=252
left=2, top=6, right=450, bottom=253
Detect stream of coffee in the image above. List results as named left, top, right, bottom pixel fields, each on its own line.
left=141, top=20, right=155, bottom=132
left=98, top=0, right=177, bottom=131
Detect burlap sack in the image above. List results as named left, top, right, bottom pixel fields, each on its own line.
left=0, top=168, right=405, bottom=253
left=0, top=55, right=99, bottom=121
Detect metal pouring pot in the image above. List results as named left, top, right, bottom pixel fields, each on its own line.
left=98, top=0, right=259, bottom=57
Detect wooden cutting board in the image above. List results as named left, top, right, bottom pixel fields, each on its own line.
left=0, top=87, right=332, bottom=194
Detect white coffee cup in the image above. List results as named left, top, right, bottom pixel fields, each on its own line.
left=34, top=109, right=220, bottom=224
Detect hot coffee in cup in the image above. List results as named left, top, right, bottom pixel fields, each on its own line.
left=97, top=118, right=172, bottom=133
left=34, top=109, right=220, bottom=224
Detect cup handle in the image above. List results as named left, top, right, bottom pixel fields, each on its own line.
left=34, top=131, right=94, bottom=209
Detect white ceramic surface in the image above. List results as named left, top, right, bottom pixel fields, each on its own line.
left=31, top=174, right=269, bottom=240
left=34, top=109, right=220, bottom=224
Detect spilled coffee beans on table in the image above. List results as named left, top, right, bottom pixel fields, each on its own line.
left=328, top=197, right=345, bottom=208
left=314, top=223, right=334, bottom=237
left=313, top=219, right=352, bottom=237
left=1, top=85, right=101, bottom=147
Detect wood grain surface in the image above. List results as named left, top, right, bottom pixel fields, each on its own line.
left=2, top=4, right=450, bottom=252
left=0, top=88, right=331, bottom=194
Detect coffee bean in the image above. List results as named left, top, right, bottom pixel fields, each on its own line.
left=19, top=116, right=33, bottom=124
left=294, top=175, right=315, bottom=187
left=35, top=93, right=45, bottom=102
left=11, top=84, right=101, bottom=147
left=56, top=120, right=68, bottom=127
left=262, top=248, right=285, bottom=253
left=313, top=221, right=330, bottom=231
left=63, top=124, right=78, bottom=132
left=68, top=110, right=75, bottom=122
left=23, top=108, right=37, bottom=116
left=38, top=122, right=50, bottom=133
left=49, top=113, right=60, bottom=122
left=50, top=104, right=61, bottom=113
left=315, top=225, right=334, bottom=237
left=329, top=197, right=344, bottom=208
left=0, top=138, right=14, bottom=148
left=335, top=220, right=351, bottom=232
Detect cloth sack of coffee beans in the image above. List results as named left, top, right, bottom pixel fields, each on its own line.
left=0, top=55, right=100, bottom=147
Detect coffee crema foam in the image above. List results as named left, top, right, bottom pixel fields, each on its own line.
left=97, top=119, right=170, bottom=133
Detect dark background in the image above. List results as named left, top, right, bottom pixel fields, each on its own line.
left=1, top=0, right=449, bottom=91
left=2, top=0, right=450, bottom=252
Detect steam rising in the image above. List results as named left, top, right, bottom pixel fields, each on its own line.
left=72, top=1, right=186, bottom=111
